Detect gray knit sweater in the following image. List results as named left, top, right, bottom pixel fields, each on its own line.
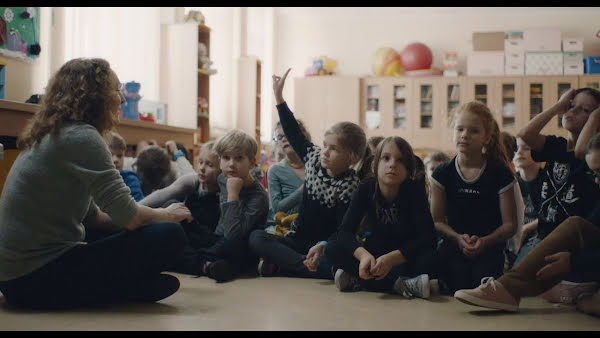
left=0, top=123, right=138, bottom=281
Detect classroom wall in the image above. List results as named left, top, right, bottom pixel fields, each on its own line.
left=275, top=7, right=600, bottom=112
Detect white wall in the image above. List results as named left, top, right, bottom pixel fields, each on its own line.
left=275, top=7, right=600, bottom=111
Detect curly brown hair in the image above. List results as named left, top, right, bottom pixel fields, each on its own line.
left=18, top=58, right=122, bottom=149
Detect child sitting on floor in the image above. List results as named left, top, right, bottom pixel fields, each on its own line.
left=324, top=136, right=437, bottom=298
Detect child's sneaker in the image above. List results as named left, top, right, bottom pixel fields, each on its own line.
left=257, top=258, right=280, bottom=277
left=576, top=289, right=600, bottom=316
left=334, top=269, right=361, bottom=292
left=454, top=277, right=519, bottom=312
left=430, top=279, right=440, bottom=296
left=394, top=274, right=430, bottom=299
left=541, top=280, right=599, bottom=305
left=204, top=259, right=234, bottom=283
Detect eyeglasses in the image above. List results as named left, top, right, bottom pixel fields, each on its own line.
left=273, top=134, right=286, bottom=142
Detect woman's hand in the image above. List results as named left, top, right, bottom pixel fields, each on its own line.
left=272, top=68, right=291, bottom=105
left=165, top=202, right=192, bottom=223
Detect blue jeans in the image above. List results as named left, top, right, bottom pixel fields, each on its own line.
left=513, top=235, right=541, bottom=268
left=0, top=222, right=186, bottom=309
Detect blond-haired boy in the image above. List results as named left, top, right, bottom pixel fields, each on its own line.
left=178, top=129, right=269, bottom=282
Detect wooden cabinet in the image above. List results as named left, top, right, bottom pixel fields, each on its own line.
left=579, top=75, right=600, bottom=89
left=295, top=75, right=598, bottom=153
left=294, top=76, right=361, bottom=148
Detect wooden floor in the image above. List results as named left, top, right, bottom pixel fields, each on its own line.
left=0, top=273, right=598, bottom=330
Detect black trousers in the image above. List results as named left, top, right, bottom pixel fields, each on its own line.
left=248, top=229, right=333, bottom=279
left=422, top=242, right=505, bottom=293
left=168, top=221, right=256, bottom=277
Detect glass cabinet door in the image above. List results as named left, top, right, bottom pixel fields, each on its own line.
left=364, top=84, right=381, bottom=131
left=420, top=84, right=434, bottom=129
left=393, top=84, right=407, bottom=129
left=412, top=77, right=440, bottom=150
left=495, top=77, right=523, bottom=134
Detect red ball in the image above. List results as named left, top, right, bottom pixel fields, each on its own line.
left=400, top=42, right=433, bottom=71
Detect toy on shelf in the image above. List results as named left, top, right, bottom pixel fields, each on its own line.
left=371, top=47, right=402, bottom=76
left=120, top=81, right=142, bottom=120
left=400, top=42, right=433, bottom=71
left=184, top=10, right=205, bottom=25
left=198, top=42, right=217, bottom=75
left=443, top=51, right=459, bottom=76
left=304, top=56, right=338, bottom=76
left=198, top=97, right=208, bottom=116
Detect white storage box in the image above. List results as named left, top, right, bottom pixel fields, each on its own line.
left=505, top=51, right=525, bottom=65
left=505, top=63, right=525, bottom=75
left=525, top=52, right=563, bottom=75
left=504, top=39, right=524, bottom=53
left=467, top=52, right=505, bottom=76
left=562, top=38, right=584, bottom=52
left=564, top=62, right=584, bottom=75
left=563, top=51, right=584, bottom=64
left=523, top=28, right=562, bottom=52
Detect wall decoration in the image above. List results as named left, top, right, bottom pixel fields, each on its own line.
left=0, top=7, right=40, bottom=62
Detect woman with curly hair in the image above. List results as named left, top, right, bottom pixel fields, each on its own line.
left=0, top=58, right=192, bottom=309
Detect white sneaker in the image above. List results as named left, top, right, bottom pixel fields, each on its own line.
left=334, top=269, right=361, bottom=292
left=394, top=274, right=430, bottom=299
left=541, top=280, right=599, bottom=305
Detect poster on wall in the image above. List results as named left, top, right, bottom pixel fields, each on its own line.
left=0, top=7, right=41, bottom=63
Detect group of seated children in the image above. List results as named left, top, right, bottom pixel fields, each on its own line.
left=0, top=59, right=599, bottom=318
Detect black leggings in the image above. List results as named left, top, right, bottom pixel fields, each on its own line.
left=0, top=222, right=186, bottom=309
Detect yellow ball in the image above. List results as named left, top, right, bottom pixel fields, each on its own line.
left=372, top=47, right=402, bottom=76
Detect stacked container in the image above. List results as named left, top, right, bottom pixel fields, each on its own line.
left=504, top=31, right=525, bottom=75
left=524, top=28, right=563, bottom=75
left=563, top=38, right=584, bottom=75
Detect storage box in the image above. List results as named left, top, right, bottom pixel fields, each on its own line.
left=525, top=52, right=563, bottom=75
left=505, top=51, right=525, bottom=65
left=564, top=51, right=584, bottom=64
left=523, top=28, right=562, bottom=52
left=467, top=52, right=505, bottom=76
left=562, top=38, right=584, bottom=52
left=473, top=32, right=505, bottom=51
left=505, top=63, right=525, bottom=75
left=584, top=56, right=600, bottom=74
left=564, top=63, right=584, bottom=75
left=504, top=39, right=524, bottom=53
left=506, top=30, right=524, bottom=40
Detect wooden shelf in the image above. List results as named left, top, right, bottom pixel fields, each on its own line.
left=0, top=99, right=196, bottom=149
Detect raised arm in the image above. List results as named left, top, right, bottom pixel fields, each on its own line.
left=574, top=107, right=600, bottom=160
left=517, top=88, right=576, bottom=152
left=273, top=68, right=313, bottom=161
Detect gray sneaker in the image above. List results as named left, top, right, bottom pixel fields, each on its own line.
left=394, top=274, right=430, bottom=299
left=334, top=269, right=361, bottom=292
